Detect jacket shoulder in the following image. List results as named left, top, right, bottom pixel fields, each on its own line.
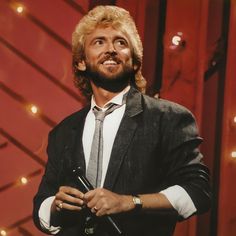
left=49, top=106, right=89, bottom=136
left=142, top=94, right=194, bottom=117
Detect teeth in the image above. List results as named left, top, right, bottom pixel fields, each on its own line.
left=103, top=60, right=117, bottom=65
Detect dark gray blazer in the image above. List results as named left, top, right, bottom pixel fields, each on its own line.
left=33, top=87, right=211, bottom=236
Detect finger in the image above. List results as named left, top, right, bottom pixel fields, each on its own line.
left=59, top=186, right=84, bottom=199
left=55, top=201, right=64, bottom=212
left=56, top=189, right=85, bottom=208
left=84, top=188, right=106, bottom=208
left=84, top=192, right=98, bottom=209
left=87, top=195, right=108, bottom=215
left=95, top=201, right=110, bottom=216
left=62, top=192, right=84, bottom=206
left=91, top=205, right=108, bottom=217
left=83, top=189, right=97, bottom=201
left=91, top=206, right=99, bottom=214
left=58, top=201, right=82, bottom=211
left=55, top=201, right=82, bottom=212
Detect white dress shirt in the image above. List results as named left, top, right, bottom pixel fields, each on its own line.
left=83, top=87, right=128, bottom=186
left=38, top=86, right=196, bottom=233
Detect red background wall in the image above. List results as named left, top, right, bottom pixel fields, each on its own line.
left=0, top=0, right=235, bottom=235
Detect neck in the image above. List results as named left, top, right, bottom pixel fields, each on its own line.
left=91, top=82, right=126, bottom=107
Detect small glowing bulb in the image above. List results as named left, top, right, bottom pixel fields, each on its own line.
left=0, top=230, right=7, bottom=236
left=30, top=105, right=38, bottom=114
left=231, top=151, right=236, bottom=158
left=234, top=116, right=236, bottom=123
left=172, top=35, right=181, bottom=46
left=16, top=6, right=24, bottom=14
left=20, top=177, right=28, bottom=185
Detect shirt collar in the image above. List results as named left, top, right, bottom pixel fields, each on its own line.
left=91, top=86, right=130, bottom=110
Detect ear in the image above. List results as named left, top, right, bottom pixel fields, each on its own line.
left=133, top=64, right=139, bottom=72
left=77, top=60, right=86, bottom=71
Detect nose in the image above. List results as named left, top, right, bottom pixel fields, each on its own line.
left=105, top=42, right=117, bottom=54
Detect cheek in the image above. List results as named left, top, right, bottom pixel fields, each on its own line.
left=85, top=47, right=102, bottom=61
left=85, top=53, right=99, bottom=65
left=119, top=49, right=132, bottom=61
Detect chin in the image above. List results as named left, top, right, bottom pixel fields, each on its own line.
left=84, top=63, right=135, bottom=92
left=99, top=68, right=123, bottom=78
left=99, top=72, right=123, bottom=80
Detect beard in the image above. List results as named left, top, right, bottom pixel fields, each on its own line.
left=83, top=61, right=135, bottom=93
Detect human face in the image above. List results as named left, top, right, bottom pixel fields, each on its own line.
left=78, top=26, right=136, bottom=91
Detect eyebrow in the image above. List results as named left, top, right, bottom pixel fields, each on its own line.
left=89, top=36, right=105, bottom=44
left=90, top=35, right=128, bottom=42
left=93, top=36, right=106, bottom=40
left=86, top=33, right=130, bottom=48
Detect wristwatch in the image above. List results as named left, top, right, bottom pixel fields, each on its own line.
left=132, top=195, right=142, bottom=211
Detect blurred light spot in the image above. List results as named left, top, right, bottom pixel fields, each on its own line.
left=231, top=151, right=236, bottom=158
left=211, top=61, right=217, bottom=66
left=172, top=35, right=182, bottom=46
left=16, top=5, right=24, bottom=14
left=30, top=105, right=38, bottom=114
left=0, top=230, right=7, bottom=236
left=234, top=116, right=236, bottom=123
left=20, top=177, right=28, bottom=185
left=10, top=2, right=26, bottom=16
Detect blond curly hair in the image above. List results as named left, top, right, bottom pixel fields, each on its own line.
left=72, top=5, right=146, bottom=98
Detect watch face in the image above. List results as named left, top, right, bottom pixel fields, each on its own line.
left=134, top=197, right=141, bottom=204
left=133, top=195, right=142, bottom=210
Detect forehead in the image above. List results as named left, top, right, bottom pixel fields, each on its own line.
left=85, top=26, right=130, bottom=43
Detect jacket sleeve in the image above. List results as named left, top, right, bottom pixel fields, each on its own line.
left=159, top=103, right=211, bottom=218
left=33, top=129, right=62, bottom=233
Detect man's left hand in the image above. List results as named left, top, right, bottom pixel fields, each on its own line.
left=83, top=188, right=134, bottom=216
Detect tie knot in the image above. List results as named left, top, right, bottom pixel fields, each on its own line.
left=93, top=108, right=106, bottom=121
left=92, top=103, right=120, bottom=121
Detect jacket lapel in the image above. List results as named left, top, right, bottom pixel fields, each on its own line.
left=64, top=106, right=90, bottom=176
left=103, top=88, right=143, bottom=190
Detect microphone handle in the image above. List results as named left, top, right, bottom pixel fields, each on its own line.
left=72, top=168, right=123, bottom=235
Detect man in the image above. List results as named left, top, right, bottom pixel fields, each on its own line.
left=33, top=5, right=211, bottom=236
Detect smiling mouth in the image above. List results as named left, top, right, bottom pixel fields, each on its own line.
left=102, top=60, right=120, bottom=65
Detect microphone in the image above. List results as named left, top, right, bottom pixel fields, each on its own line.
left=72, top=167, right=123, bottom=235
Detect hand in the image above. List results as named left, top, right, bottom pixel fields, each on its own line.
left=52, top=186, right=85, bottom=213
left=83, top=188, right=134, bottom=217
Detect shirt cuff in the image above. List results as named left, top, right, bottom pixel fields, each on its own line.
left=160, top=185, right=197, bottom=218
left=38, top=196, right=61, bottom=234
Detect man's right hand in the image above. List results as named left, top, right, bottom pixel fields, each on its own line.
left=51, top=186, right=85, bottom=213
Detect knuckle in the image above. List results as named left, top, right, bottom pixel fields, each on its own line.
left=101, top=198, right=106, bottom=204
left=69, top=189, right=77, bottom=196
left=59, top=186, right=64, bottom=191
left=99, top=190, right=105, bottom=197
left=55, top=192, right=61, bottom=198
left=104, top=203, right=109, bottom=210
left=106, top=209, right=112, bottom=215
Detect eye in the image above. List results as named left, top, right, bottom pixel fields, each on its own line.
left=93, top=39, right=104, bottom=46
left=115, top=39, right=127, bottom=47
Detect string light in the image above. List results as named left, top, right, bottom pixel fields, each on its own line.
left=30, top=105, right=38, bottom=114
left=172, top=32, right=183, bottom=46
left=20, top=177, right=28, bottom=185
left=233, top=116, right=236, bottom=123
left=9, top=2, right=26, bottom=15
left=231, top=151, right=236, bottom=158
left=172, top=35, right=182, bottom=46
left=16, top=5, right=24, bottom=14
left=168, top=32, right=185, bottom=50
left=0, top=230, right=7, bottom=236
